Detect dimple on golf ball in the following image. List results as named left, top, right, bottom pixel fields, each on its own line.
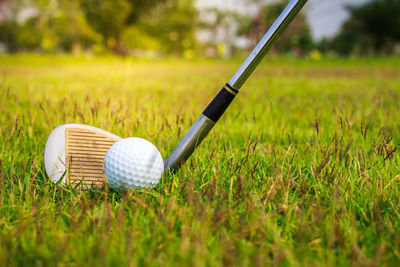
left=103, top=137, right=164, bottom=191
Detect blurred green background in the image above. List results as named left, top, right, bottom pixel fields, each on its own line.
left=0, top=0, right=399, bottom=57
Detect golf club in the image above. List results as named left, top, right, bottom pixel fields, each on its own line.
left=44, top=124, right=121, bottom=186
left=164, top=0, right=308, bottom=170
left=44, top=0, right=308, bottom=187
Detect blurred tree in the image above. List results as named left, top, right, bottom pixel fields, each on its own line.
left=0, top=0, right=100, bottom=53
left=80, top=0, right=131, bottom=54
left=0, top=0, right=27, bottom=52
left=328, top=0, right=400, bottom=55
left=80, top=0, right=168, bottom=54
left=136, top=0, right=198, bottom=55
left=49, top=0, right=101, bottom=53
left=1, top=0, right=198, bottom=55
left=35, top=0, right=100, bottom=52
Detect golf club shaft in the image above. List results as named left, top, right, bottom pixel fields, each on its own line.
left=164, top=0, right=308, bottom=171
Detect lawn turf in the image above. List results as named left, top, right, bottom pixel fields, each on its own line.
left=0, top=54, right=399, bottom=266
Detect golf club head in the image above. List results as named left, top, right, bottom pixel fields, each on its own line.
left=44, top=124, right=121, bottom=187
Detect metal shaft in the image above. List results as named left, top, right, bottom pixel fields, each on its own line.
left=229, top=0, right=308, bottom=90
left=164, top=0, right=308, bottom=171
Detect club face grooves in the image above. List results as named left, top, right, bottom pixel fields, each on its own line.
left=65, top=128, right=119, bottom=187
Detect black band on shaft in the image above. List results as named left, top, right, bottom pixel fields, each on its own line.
left=202, top=83, right=238, bottom=123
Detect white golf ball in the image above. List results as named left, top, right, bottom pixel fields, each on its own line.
left=103, top=137, right=164, bottom=191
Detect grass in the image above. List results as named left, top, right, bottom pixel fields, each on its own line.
left=0, top=54, right=399, bottom=266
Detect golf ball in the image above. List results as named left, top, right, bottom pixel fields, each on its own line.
left=103, top=137, right=164, bottom=191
